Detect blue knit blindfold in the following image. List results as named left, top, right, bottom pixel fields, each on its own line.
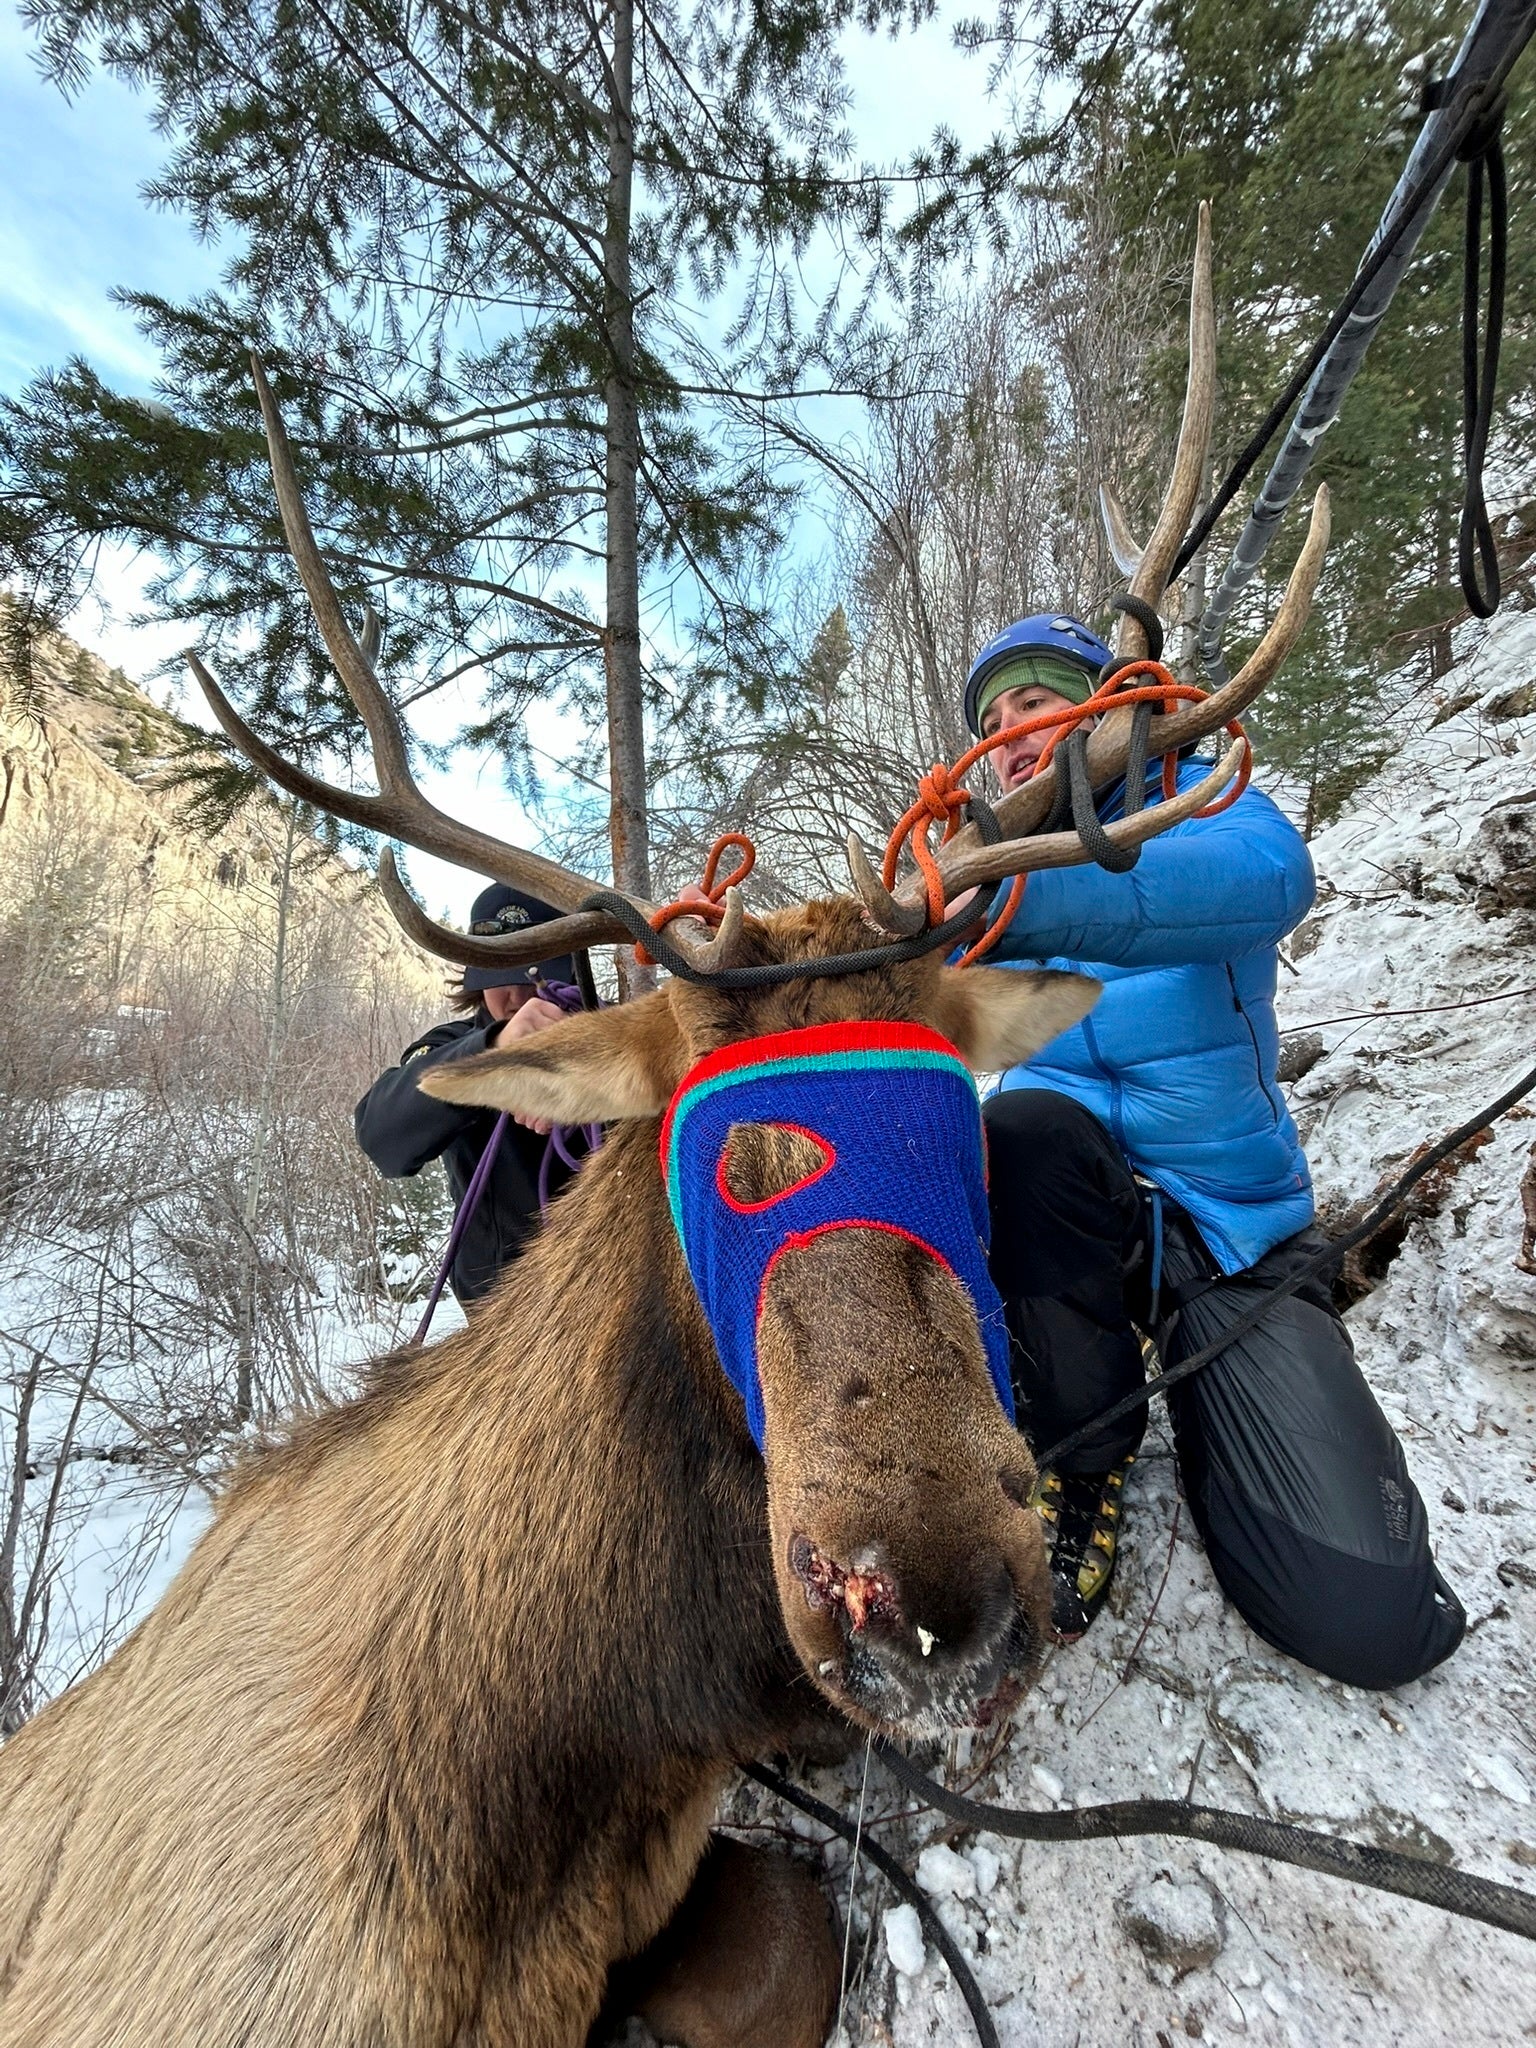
left=659, top=1022, right=1014, bottom=1450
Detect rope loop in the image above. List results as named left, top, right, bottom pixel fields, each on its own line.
left=636, top=833, right=758, bottom=967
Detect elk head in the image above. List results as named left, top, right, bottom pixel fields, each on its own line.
left=413, top=909, right=1098, bottom=1734
left=186, top=205, right=1329, bottom=1734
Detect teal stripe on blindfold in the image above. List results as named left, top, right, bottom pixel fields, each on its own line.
left=974, top=654, right=1098, bottom=730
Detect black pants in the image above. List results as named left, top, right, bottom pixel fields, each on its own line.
left=984, top=1089, right=1466, bottom=1691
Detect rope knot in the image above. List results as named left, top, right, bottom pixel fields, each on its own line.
left=916, top=761, right=971, bottom=827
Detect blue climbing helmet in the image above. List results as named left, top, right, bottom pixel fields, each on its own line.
left=963, top=613, right=1113, bottom=737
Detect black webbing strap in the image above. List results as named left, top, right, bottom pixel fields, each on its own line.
left=1449, top=89, right=1509, bottom=615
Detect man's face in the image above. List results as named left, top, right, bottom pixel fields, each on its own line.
left=980, top=684, right=1084, bottom=793
left=481, top=982, right=537, bottom=1024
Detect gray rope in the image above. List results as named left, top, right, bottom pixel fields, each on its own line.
left=1196, top=0, right=1536, bottom=680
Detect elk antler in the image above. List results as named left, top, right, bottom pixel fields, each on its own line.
left=187, top=359, right=749, bottom=975
left=867, top=202, right=1330, bottom=921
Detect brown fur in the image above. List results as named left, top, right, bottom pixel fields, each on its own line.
left=0, top=900, right=1097, bottom=2047
left=625, top=1835, right=840, bottom=2048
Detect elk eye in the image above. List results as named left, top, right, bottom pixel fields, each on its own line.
left=717, top=1122, right=835, bottom=1210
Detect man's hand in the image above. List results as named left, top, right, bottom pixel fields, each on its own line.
left=489, top=996, right=566, bottom=1133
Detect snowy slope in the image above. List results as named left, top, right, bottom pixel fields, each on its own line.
left=748, top=607, right=1536, bottom=2047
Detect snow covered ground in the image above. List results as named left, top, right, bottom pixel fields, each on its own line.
left=0, top=1236, right=454, bottom=1705
left=741, top=607, right=1536, bottom=2046
left=8, top=609, right=1536, bottom=2042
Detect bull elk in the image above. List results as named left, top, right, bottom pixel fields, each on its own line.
left=0, top=207, right=1327, bottom=2047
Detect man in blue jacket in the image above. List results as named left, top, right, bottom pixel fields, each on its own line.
left=967, top=614, right=1464, bottom=1689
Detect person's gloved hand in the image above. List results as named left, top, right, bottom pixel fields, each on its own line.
left=490, top=996, right=566, bottom=1132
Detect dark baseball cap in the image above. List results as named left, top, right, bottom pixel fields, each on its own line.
left=461, top=884, right=576, bottom=992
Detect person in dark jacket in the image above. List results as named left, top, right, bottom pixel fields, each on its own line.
left=355, top=885, right=593, bottom=1308
left=964, top=614, right=1465, bottom=1690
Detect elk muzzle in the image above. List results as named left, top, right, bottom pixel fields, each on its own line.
left=757, top=1227, right=1051, bottom=1737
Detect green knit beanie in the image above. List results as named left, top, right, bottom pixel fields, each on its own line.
left=973, top=653, right=1098, bottom=732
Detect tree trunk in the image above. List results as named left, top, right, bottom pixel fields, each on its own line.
left=235, top=803, right=298, bottom=1421
left=602, top=0, right=653, bottom=992
left=0, top=1363, right=38, bottom=1736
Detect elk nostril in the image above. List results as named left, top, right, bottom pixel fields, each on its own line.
left=999, top=1465, right=1034, bottom=1510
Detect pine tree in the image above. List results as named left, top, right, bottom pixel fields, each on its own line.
left=1000, top=0, right=1536, bottom=819
left=1, top=0, right=940, bottom=901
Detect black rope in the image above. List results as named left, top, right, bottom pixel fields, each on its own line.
left=742, top=1761, right=1000, bottom=2048
left=1065, top=729, right=1142, bottom=873
left=871, top=1744, right=1536, bottom=1945
left=1121, top=703, right=1153, bottom=821
left=1104, top=593, right=1165, bottom=664
left=1038, top=1053, right=1536, bottom=1468
left=572, top=948, right=601, bottom=1012
left=963, top=793, right=1005, bottom=846
left=579, top=883, right=990, bottom=990
left=1458, top=116, right=1508, bottom=615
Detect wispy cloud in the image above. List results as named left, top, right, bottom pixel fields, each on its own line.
left=0, top=12, right=220, bottom=390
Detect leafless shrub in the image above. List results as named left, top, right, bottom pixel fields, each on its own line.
left=0, top=784, right=443, bottom=1724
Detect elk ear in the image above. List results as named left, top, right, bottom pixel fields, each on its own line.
left=934, top=966, right=1101, bottom=1073
left=418, top=992, right=679, bottom=1122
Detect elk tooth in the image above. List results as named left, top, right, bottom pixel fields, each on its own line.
left=916, top=1626, right=936, bottom=1658
left=818, top=1659, right=838, bottom=1677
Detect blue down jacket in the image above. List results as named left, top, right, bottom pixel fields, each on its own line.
left=987, top=759, right=1316, bottom=1274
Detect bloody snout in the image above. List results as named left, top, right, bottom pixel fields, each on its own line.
left=784, top=1522, right=1047, bottom=1733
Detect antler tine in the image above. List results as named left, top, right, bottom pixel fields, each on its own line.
left=377, top=849, right=632, bottom=965
left=1117, top=200, right=1216, bottom=658
left=934, top=739, right=1245, bottom=902
left=250, top=358, right=414, bottom=798
left=847, top=830, right=926, bottom=936
left=187, top=648, right=391, bottom=835
left=1098, top=483, right=1144, bottom=580
left=663, top=883, right=751, bottom=973
left=1144, top=484, right=1331, bottom=752
left=184, top=361, right=650, bottom=930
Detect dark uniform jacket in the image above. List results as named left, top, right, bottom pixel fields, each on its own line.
left=354, top=1012, right=583, bottom=1304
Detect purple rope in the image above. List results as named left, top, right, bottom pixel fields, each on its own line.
left=409, top=977, right=601, bottom=1347
left=410, top=1113, right=509, bottom=1346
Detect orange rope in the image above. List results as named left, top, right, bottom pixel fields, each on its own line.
left=881, top=660, right=1252, bottom=967
left=636, top=833, right=756, bottom=967
left=634, top=667, right=1250, bottom=976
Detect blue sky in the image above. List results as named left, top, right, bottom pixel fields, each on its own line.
left=1, top=4, right=1007, bottom=915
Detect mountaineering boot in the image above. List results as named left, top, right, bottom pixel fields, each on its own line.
left=1029, top=1456, right=1134, bottom=1641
